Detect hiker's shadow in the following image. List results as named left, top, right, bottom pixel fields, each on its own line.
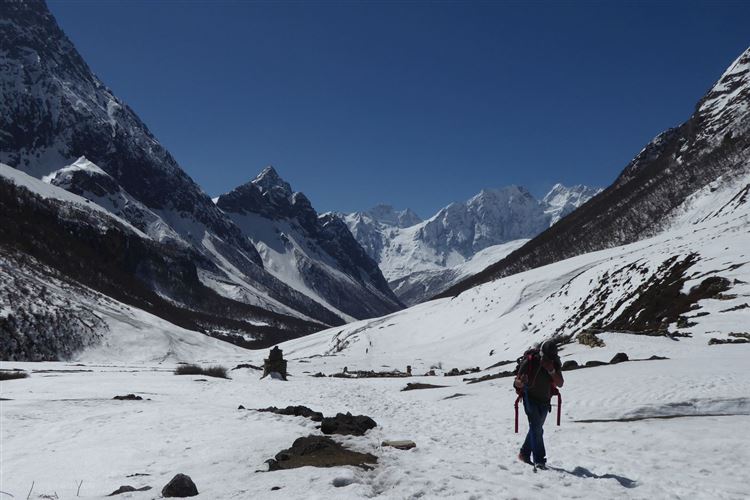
left=547, top=465, right=637, bottom=488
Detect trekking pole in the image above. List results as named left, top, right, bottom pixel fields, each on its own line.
left=514, top=394, right=521, bottom=433
left=556, top=391, right=562, bottom=426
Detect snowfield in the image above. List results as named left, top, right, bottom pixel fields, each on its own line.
left=1, top=342, right=749, bottom=499
left=2, top=167, right=749, bottom=499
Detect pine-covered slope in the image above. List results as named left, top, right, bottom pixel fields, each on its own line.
left=440, top=46, right=750, bottom=299
left=216, top=167, right=404, bottom=320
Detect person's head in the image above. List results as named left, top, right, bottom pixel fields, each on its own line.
left=540, top=339, right=559, bottom=361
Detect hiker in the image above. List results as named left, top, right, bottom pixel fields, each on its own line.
left=513, top=340, right=564, bottom=469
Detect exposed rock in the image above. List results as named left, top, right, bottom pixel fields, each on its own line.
left=256, top=405, right=323, bottom=422
left=232, top=363, right=262, bottom=371
left=113, top=394, right=142, bottom=400
left=444, top=367, right=480, bottom=377
left=382, top=440, right=416, bottom=450
left=609, top=352, right=629, bottom=364
left=720, top=303, right=749, bottom=313
left=0, top=370, right=29, bottom=381
left=605, top=260, right=732, bottom=334
left=108, top=485, right=151, bottom=496
left=561, top=360, right=580, bottom=370
left=648, top=355, right=669, bottom=360
left=266, top=435, right=377, bottom=471
left=577, top=330, right=605, bottom=347
left=443, top=393, right=468, bottom=400
left=584, top=360, right=608, bottom=368
left=708, top=337, right=750, bottom=345
left=331, top=369, right=409, bottom=379
left=676, top=316, right=698, bottom=329
left=401, top=383, right=447, bottom=391
left=321, top=412, right=377, bottom=436
left=161, top=473, right=198, bottom=498
left=464, top=369, right=516, bottom=384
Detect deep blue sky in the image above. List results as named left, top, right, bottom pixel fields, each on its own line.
left=48, top=1, right=749, bottom=217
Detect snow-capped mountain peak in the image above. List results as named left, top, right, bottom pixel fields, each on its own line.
left=216, top=167, right=403, bottom=321
left=695, top=46, right=750, bottom=149
left=542, top=183, right=603, bottom=224
left=252, top=165, right=292, bottom=196
left=41, top=156, right=109, bottom=183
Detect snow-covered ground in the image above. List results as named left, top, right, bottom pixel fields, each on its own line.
left=2, top=337, right=748, bottom=499
left=2, top=167, right=748, bottom=499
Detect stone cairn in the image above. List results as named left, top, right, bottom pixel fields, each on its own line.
left=262, top=346, right=288, bottom=380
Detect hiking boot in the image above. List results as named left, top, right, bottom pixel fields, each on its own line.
left=535, top=462, right=547, bottom=470
left=517, top=452, right=532, bottom=465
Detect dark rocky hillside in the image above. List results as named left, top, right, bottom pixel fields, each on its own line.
left=0, top=174, right=328, bottom=360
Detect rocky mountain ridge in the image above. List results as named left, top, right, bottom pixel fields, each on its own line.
left=217, top=167, right=403, bottom=321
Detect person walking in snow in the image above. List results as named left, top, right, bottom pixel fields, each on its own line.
left=513, top=340, right=564, bottom=469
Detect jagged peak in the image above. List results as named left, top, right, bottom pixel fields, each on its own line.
left=66, top=156, right=108, bottom=175
left=695, top=46, right=750, bottom=134
left=291, top=190, right=312, bottom=207
left=252, top=165, right=292, bottom=195
left=41, top=156, right=109, bottom=184
left=712, top=45, right=750, bottom=90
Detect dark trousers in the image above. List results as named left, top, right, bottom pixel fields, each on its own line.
left=520, top=393, right=548, bottom=464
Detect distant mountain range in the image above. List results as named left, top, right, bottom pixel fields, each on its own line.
left=343, top=184, right=600, bottom=304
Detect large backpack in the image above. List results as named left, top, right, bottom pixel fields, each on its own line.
left=512, top=348, right=541, bottom=396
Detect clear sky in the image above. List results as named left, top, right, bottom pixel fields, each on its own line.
left=48, top=0, right=749, bottom=218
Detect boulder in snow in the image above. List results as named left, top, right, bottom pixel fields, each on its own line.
left=382, top=440, right=416, bottom=450
left=161, top=473, right=198, bottom=497
left=321, top=412, right=377, bottom=436
left=610, top=352, right=629, bottom=364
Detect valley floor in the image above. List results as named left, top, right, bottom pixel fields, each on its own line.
left=2, top=335, right=749, bottom=499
